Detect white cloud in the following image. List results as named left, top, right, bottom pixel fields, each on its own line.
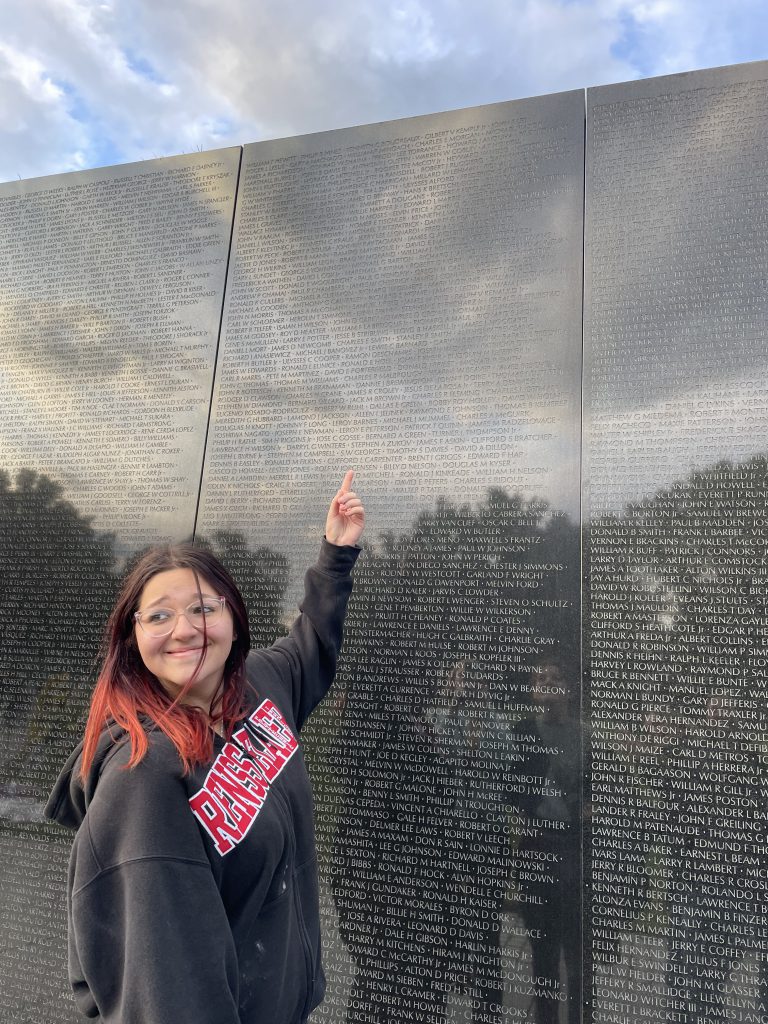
left=627, top=0, right=677, bottom=22
left=0, top=42, right=64, bottom=105
left=0, top=0, right=765, bottom=182
left=0, top=40, right=89, bottom=179
left=602, top=0, right=768, bottom=77
left=0, top=0, right=618, bottom=182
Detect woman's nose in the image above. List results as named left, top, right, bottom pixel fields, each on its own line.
left=170, top=611, right=198, bottom=638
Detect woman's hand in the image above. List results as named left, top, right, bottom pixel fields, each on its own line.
left=325, top=470, right=365, bottom=547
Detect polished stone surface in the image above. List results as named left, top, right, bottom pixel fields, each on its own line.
left=584, top=62, right=768, bottom=1024
left=197, top=92, right=585, bottom=1023
left=1, top=55, right=767, bottom=1024
left=0, top=149, right=240, bottom=1022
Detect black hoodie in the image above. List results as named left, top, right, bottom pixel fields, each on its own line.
left=45, top=539, right=359, bottom=1024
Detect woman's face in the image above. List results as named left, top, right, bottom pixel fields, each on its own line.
left=134, top=568, right=235, bottom=712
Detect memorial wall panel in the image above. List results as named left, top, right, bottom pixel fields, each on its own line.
left=0, top=149, right=240, bottom=1021
left=2, top=56, right=766, bottom=1024
left=584, top=63, right=768, bottom=1024
left=196, top=94, right=584, bottom=1022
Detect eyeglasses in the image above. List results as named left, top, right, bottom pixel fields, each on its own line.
left=134, top=598, right=227, bottom=638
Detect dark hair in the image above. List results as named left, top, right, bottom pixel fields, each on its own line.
left=80, top=543, right=252, bottom=780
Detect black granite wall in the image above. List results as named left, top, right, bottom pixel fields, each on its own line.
left=0, top=60, right=766, bottom=1024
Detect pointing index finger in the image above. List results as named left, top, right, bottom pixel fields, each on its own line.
left=339, top=470, right=355, bottom=495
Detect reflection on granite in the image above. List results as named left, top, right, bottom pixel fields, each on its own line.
left=198, top=90, right=584, bottom=1023
left=0, top=150, right=239, bottom=1023
left=1, top=56, right=767, bottom=1024
left=585, top=62, right=768, bottom=1024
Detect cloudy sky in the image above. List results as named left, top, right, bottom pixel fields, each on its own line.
left=2, top=0, right=767, bottom=184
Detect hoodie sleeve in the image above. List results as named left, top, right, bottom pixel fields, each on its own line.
left=247, top=539, right=360, bottom=731
left=67, top=738, right=240, bottom=1024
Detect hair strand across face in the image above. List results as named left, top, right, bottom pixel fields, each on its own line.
left=79, top=543, right=253, bottom=781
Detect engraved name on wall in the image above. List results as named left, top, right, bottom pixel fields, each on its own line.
left=1, top=56, right=767, bottom=1024
left=197, top=93, right=584, bottom=1022
left=584, top=63, right=768, bottom=1024
left=0, top=150, right=240, bottom=1023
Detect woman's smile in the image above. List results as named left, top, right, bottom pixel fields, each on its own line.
left=134, top=568, right=235, bottom=710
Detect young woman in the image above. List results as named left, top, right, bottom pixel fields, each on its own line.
left=45, top=472, right=364, bottom=1024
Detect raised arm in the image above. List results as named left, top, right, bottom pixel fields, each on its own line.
left=248, top=472, right=365, bottom=729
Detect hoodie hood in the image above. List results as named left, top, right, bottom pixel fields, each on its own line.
left=44, top=725, right=129, bottom=829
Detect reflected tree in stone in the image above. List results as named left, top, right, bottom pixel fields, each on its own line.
left=0, top=468, right=117, bottom=792
left=587, top=455, right=768, bottom=1023
left=328, top=489, right=579, bottom=1023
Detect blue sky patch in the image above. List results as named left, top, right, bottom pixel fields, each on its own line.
left=123, top=47, right=169, bottom=86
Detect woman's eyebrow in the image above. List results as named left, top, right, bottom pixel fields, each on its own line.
left=140, top=593, right=219, bottom=608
